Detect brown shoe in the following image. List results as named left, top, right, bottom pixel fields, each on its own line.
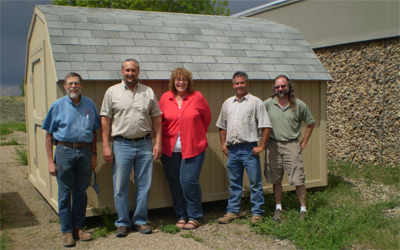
left=272, top=209, right=282, bottom=221
left=72, top=228, right=92, bottom=241
left=218, top=213, right=239, bottom=224
left=62, top=232, right=76, bottom=247
left=132, top=224, right=152, bottom=234
left=300, top=211, right=307, bottom=219
left=251, top=215, right=262, bottom=224
left=116, top=226, right=129, bottom=237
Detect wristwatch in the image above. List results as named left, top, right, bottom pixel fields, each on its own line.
left=91, top=152, right=97, bottom=155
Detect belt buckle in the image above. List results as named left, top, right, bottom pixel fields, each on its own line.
left=73, top=143, right=79, bottom=149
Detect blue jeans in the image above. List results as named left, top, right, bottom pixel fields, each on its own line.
left=161, top=151, right=205, bottom=222
left=112, top=137, right=153, bottom=227
left=226, top=142, right=265, bottom=216
left=55, top=145, right=92, bottom=233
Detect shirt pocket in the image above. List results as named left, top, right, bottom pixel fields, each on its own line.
left=133, top=98, right=150, bottom=112
left=83, top=113, right=95, bottom=130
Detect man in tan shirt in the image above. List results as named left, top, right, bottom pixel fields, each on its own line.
left=100, top=59, right=162, bottom=236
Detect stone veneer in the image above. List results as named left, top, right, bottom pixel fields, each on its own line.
left=314, top=37, right=399, bottom=166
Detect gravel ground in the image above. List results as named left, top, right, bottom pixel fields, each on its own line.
left=0, top=132, right=295, bottom=250
left=341, top=176, right=400, bottom=219
left=1, top=132, right=398, bottom=249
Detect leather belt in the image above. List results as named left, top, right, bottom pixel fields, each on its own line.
left=57, top=141, right=90, bottom=149
left=271, top=138, right=298, bottom=143
left=115, top=134, right=151, bottom=142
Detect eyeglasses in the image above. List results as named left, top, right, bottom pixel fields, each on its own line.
left=175, top=78, right=188, bottom=83
left=275, top=85, right=287, bottom=89
left=65, top=82, right=81, bottom=86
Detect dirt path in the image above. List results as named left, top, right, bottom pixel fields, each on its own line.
left=0, top=132, right=295, bottom=249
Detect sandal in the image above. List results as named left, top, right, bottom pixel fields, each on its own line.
left=176, top=219, right=186, bottom=229
left=183, top=219, right=201, bottom=230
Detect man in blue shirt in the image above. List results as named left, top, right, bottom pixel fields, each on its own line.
left=42, top=72, right=101, bottom=247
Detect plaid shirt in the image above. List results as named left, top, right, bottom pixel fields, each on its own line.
left=216, top=93, right=272, bottom=146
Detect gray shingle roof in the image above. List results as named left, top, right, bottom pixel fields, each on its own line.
left=36, top=5, right=332, bottom=82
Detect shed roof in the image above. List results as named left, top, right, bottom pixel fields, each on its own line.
left=34, top=5, right=332, bottom=82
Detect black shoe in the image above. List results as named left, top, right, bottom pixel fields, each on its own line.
left=115, top=226, right=128, bottom=237
left=132, top=224, right=152, bottom=234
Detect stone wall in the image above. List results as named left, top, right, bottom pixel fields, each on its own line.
left=314, top=37, right=399, bottom=166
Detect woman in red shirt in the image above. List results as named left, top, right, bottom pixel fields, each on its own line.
left=159, top=68, right=211, bottom=230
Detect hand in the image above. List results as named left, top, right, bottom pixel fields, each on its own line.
left=91, top=154, right=97, bottom=170
left=153, top=144, right=162, bottom=161
left=300, top=140, right=307, bottom=151
left=48, top=162, right=57, bottom=176
left=221, top=145, right=229, bottom=157
left=103, top=145, right=114, bottom=164
left=252, top=146, right=263, bottom=156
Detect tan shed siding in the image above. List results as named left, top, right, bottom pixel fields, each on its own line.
left=30, top=77, right=326, bottom=214
left=319, top=81, right=328, bottom=186
left=206, top=80, right=230, bottom=200
left=26, top=11, right=58, bottom=211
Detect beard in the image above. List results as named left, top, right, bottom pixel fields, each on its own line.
left=125, top=76, right=136, bottom=85
left=68, top=88, right=80, bottom=99
left=276, top=89, right=289, bottom=98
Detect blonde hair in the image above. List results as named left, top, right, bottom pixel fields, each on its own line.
left=169, top=68, right=195, bottom=95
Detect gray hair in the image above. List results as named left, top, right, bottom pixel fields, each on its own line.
left=121, top=58, right=140, bottom=70
left=232, top=71, right=249, bottom=83
left=64, top=72, right=82, bottom=83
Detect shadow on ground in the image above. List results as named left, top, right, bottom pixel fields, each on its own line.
left=0, top=192, right=40, bottom=229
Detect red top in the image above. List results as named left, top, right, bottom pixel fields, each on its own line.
left=159, top=90, right=211, bottom=159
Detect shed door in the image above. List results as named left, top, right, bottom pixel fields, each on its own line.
left=28, top=42, right=49, bottom=194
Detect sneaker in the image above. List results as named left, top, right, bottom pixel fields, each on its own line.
left=115, top=226, right=128, bottom=237
left=300, top=211, right=307, bottom=219
left=62, top=232, right=76, bottom=247
left=72, top=228, right=92, bottom=241
left=272, top=209, right=282, bottom=221
left=251, top=215, right=262, bottom=224
left=132, top=224, right=152, bottom=234
left=218, top=213, right=239, bottom=224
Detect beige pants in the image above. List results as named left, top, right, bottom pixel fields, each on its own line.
left=264, top=138, right=306, bottom=186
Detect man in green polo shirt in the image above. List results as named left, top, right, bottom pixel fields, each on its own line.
left=263, top=75, right=315, bottom=220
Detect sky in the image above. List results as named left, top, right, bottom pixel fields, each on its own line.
left=0, top=0, right=272, bottom=96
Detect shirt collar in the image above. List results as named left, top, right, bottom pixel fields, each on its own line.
left=234, top=92, right=250, bottom=102
left=65, top=94, right=82, bottom=106
left=168, top=90, right=191, bottom=100
left=273, top=96, right=292, bottom=110
left=122, top=80, right=141, bottom=91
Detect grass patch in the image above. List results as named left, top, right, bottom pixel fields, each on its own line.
left=14, top=146, right=28, bottom=165
left=90, top=207, right=118, bottom=239
left=213, top=233, right=227, bottom=238
left=0, top=123, right=26, bottom=136
left=49, top=218, right=60, bottom=224
left=0, top=230, right=14, bottom=250
left=1, top=138, right=19, bottom=146
left=251, top=160, right=400, bottom=250
left=181, top=231, right=203, bottom=242
left=159, top=222, right=180, bottom=234
left=328, top=159, right=400, bottom=186
left=0, top=97, right=25, bottom=124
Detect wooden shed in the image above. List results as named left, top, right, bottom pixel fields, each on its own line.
left=25, top=5, right=332, bottom=216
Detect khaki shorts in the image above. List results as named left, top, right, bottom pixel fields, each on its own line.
left=264, top=138, right=306, bottom=186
